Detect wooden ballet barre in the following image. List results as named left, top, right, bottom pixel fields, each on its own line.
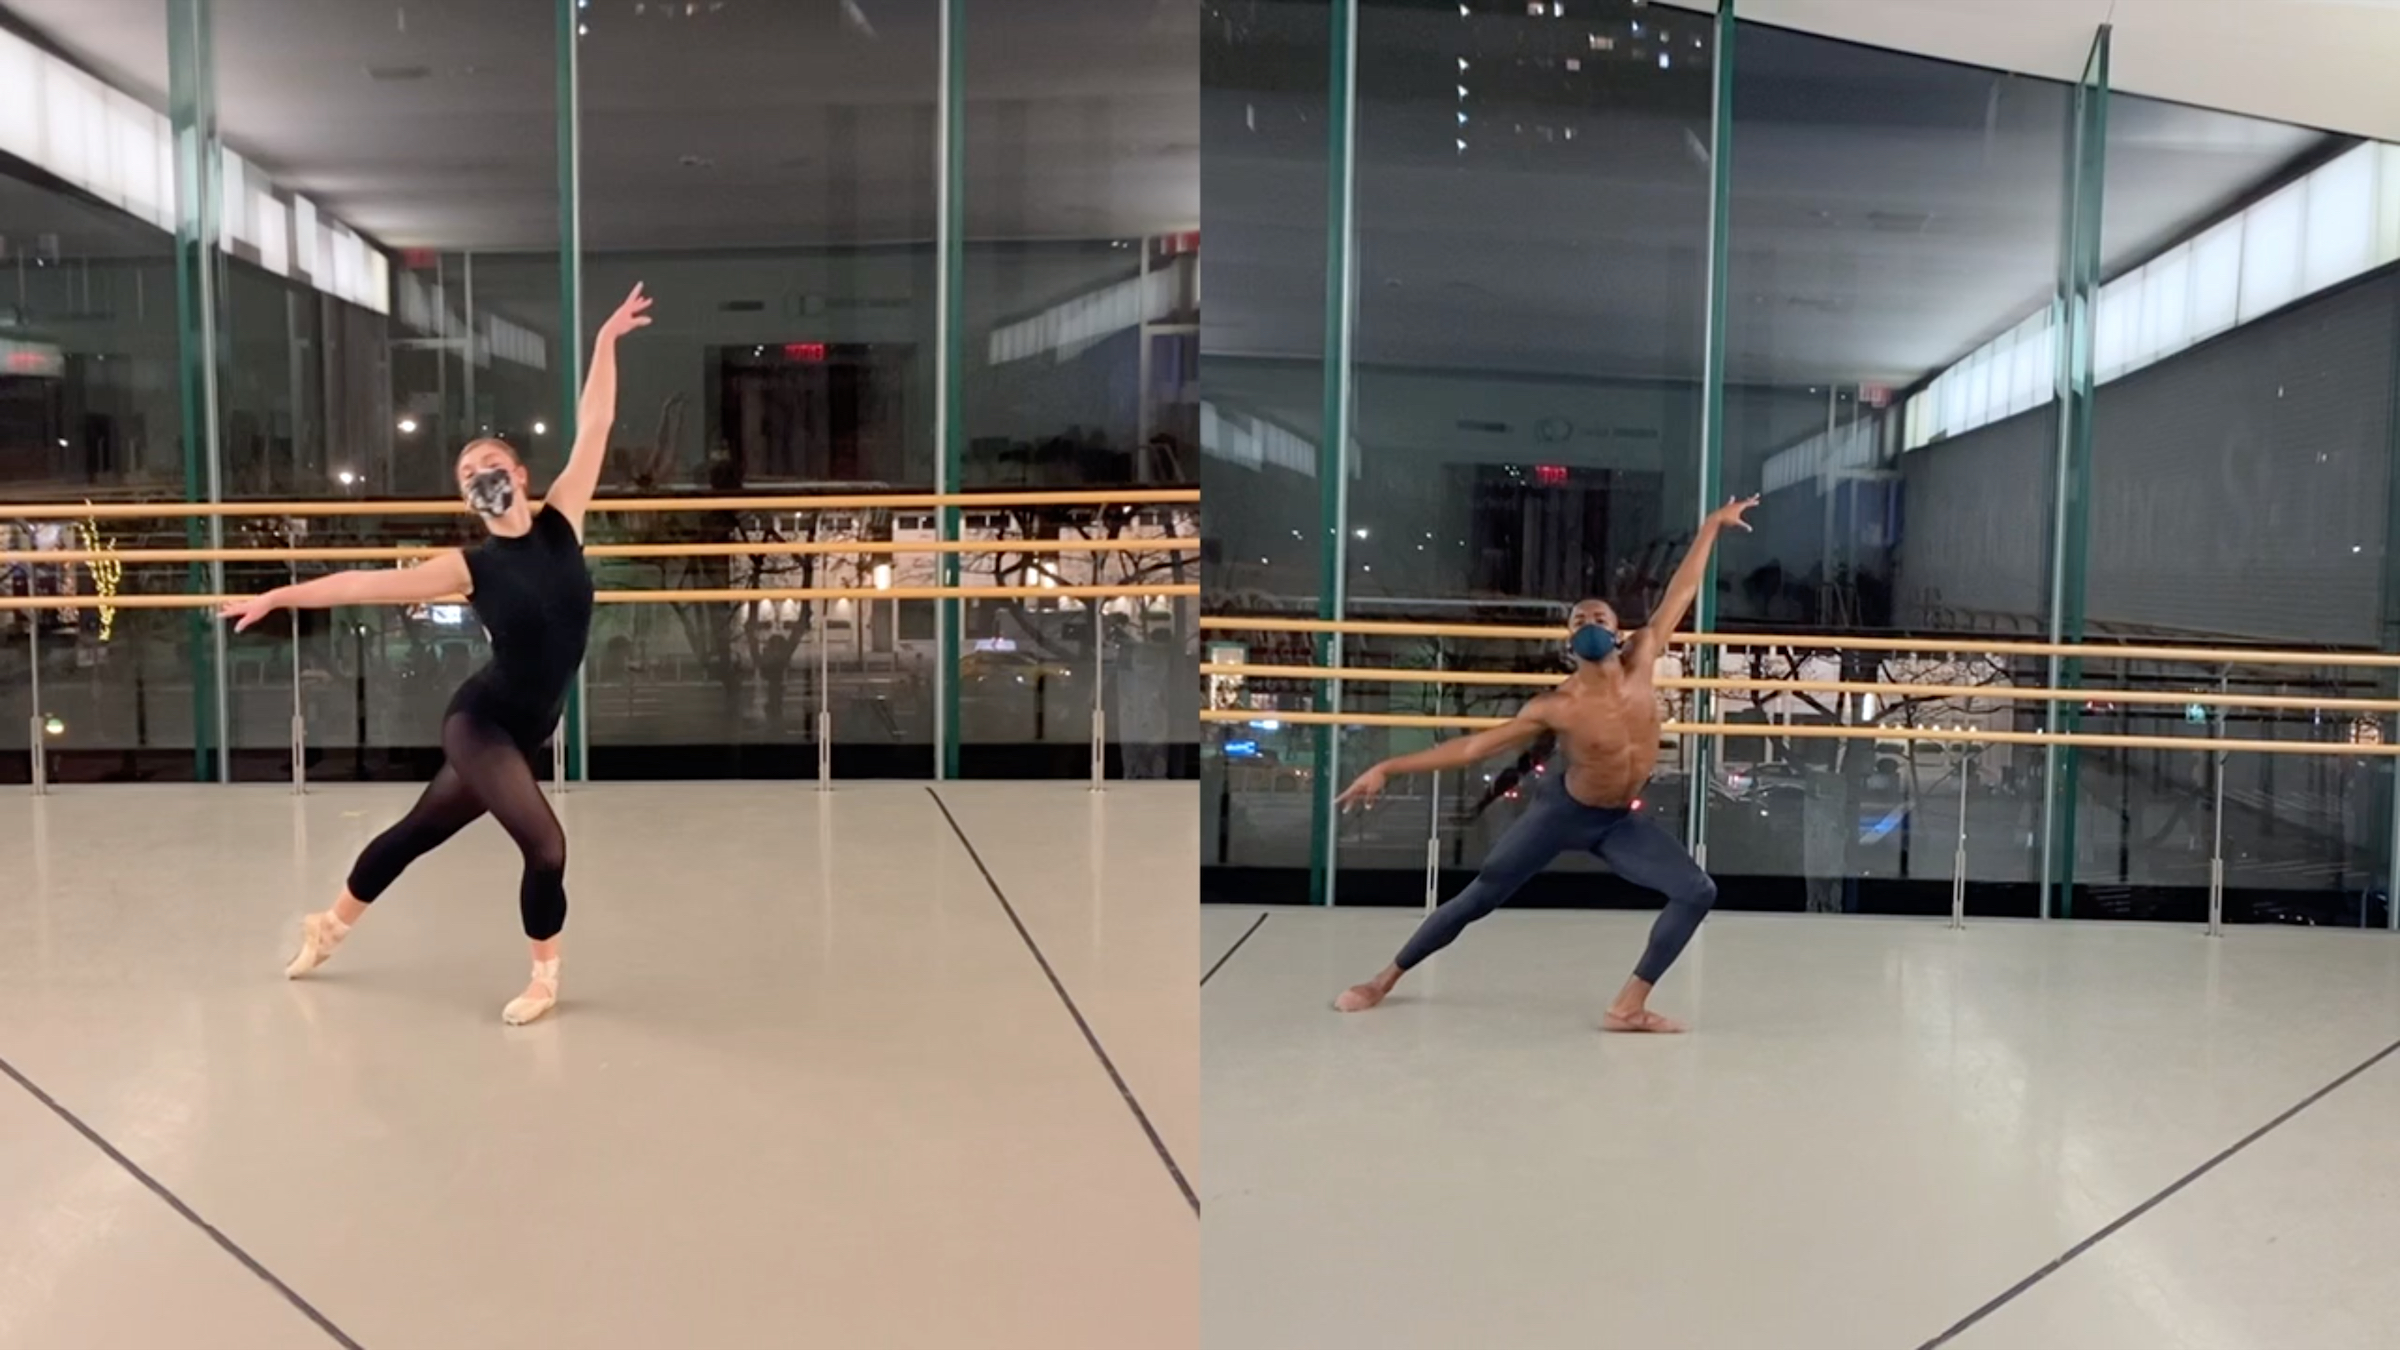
left=0, top=582, right=1199, bottom=610
left=598, top=538, right=1198, bottom=560
left=1204, top=662, right=1558, bottom=686
left=1198, top=708, right=2400, bottom=756
left=0, top=537, right=1203, bottom=565
left=1203, top=615, right=1569, bottom=641
left=0, top=488, right=1199, bottom=521
left=1199, top=662, right=2400, bottom=713
left=1199, top=615, right=2400, bottom=670
left=603, top=584, right=1198, bottom=604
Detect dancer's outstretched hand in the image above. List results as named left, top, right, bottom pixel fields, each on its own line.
left=599, top=282, right=652, bottom=340
left=220, top=594, right=279, bottom=632
left=1335, top=764, right=1389, bottom=812
left=1707, top=494, right=1761, bottom=531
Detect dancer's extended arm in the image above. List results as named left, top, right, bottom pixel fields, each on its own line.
left=220, top=551, right=471, bottom=631
left=542, top=282, right=654, bottom=534
left=1629, top=494, right=1757, bottom=664
left=1335, top=705, right=1553, bottom=809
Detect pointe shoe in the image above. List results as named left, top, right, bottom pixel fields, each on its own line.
left=285, top=911, right=352, bottom=979
left=502, top=959, right=560, bottom=1025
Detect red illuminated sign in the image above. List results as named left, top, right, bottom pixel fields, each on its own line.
left=1533, top=464, right=1569, bottom=486
left=0, top=340, right=63, bottom=378
left=783, top=342, right=827, bottom=363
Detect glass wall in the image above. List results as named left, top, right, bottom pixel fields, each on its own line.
left=2083, top=95, right=2393, bottom=925
left=205, top=0, right=559, bottom=784
left=0, top=0, right=1195, bottom=785
left=1339, top=0, right=1713, bottom=907
left=1201, top=3, right=2400, bottom=926
left=0, top=3, right=189, bottom=785
left=1711, top=28, right=2070, bottom=916
left=960, top=0, right=1202, bottom=777
left=578, top=0, right=939, bottom=779
left=1200, top=0, right=1333, bottom=885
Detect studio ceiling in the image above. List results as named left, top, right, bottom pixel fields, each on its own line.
left=1204, top=0, right=2342, bottom=391
left=1719, top=0, right=2400, bottom=145
left=2, top=0, right=1199, bottom=251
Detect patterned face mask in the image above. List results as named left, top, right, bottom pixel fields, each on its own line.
left=464, top=466, right=517, bottom=518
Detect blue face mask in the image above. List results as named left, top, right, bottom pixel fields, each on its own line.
left=1571, top=624, right=1618, bottom=663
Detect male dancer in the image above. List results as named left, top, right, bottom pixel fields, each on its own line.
left=1332, top=494, right=1759, bottom=1031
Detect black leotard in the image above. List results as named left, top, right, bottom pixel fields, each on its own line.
left=447, top=505, right=594, bottom=751
left=341, top=506, right=590, bottom=942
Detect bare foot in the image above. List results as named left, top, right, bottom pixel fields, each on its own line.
left=1334, top=982, right=1390, bottom=1013
left=1603, top=1007, right=1686, bottom=1034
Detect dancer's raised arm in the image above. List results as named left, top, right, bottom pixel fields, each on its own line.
left=543, top=282, right=653, bottom=533
left=1629, top=494, right=1757, bottom=664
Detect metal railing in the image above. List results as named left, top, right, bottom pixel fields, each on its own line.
left=1200, top=612, right=2400, bottom=935
left=3, top=488, right=1199, bottom=796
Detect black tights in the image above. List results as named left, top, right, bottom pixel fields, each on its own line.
left=346, top=712, right=569, bottom=940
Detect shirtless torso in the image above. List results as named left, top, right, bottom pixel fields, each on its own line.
left=1520, top=651, right=1662, bottom=809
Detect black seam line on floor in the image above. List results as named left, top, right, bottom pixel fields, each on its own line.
left=1915, top=1031, right=2400, bottom=1350
left=925, top=787, right=1202, bottom=1218
left=0, top=1052, right=366, bottom=1350
left=1200, top=913, right=1270, bottom=987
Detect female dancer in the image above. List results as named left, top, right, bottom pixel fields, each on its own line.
left=222, top=283, right=653, bottom=1025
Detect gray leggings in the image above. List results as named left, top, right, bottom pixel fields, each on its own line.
left=1396, top=780, right=1717, bottom=984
